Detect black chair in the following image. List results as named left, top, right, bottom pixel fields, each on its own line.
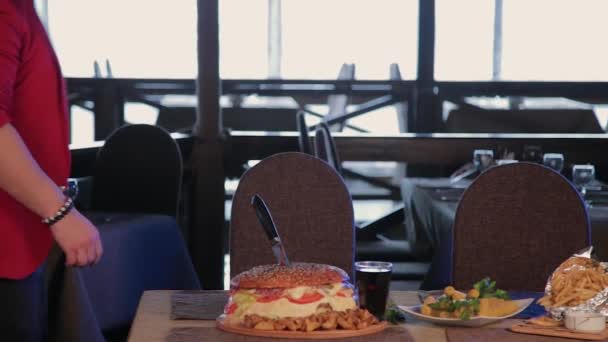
left=90, top=124, right=182, bottom=218
left=314, top=123, right=342, bottom=174
left=296, top=110, right=312, bottom=155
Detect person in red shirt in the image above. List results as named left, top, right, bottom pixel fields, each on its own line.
left=0, top=1, right=103, bottom=341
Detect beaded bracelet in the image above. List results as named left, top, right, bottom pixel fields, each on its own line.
left=42, top=196, right=75, bottom=226
left=42, top=182, right=79, bottom=226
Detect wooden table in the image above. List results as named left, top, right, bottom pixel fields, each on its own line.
left=127, top=290, right=524, bottom=342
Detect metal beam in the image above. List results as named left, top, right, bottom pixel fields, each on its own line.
left=222, top=131, right=608, bottom=166
left=300, top=108, right=369, bottom=133
left=492, top=0, right=503, bottom=80
left=93, top=79, right=123, bottom=140
left=309, top=95, right=398, bottom=130
left=69, top=132, right=608, bottom=176
left=415, top=0, right=441, bottom=132
left=268, top=0, right=282, bottom=78
left=191, top=0, right=225, bottom=289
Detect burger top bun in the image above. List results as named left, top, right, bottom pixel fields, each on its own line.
left=231, top=262, right=349, bottom=289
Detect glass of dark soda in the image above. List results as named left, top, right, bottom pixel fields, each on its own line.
left=355, top=261, right=392, bottom=320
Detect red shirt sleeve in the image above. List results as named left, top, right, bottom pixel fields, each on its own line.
left=0, top=4, right=23, bottom=128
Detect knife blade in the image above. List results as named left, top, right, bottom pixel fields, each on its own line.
left=251, top=194, right=291, bottom=266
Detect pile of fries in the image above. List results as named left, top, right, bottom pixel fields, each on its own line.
left=242, top=308, right=379, bottom=332
left=538, top=257, right=608, bottom=308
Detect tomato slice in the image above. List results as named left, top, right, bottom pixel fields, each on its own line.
left=287, top=292, right=324, bottom=304
left=225, top=302, right=238, bottom=314
left=336, top=288, right=353, bottom=297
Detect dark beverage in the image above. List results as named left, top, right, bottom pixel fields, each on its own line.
left=355, top=261, right=392, bottom=320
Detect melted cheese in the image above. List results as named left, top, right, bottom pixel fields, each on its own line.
left=228, top=283, right=356, bottom=322
left=243, top=296, right=356, bottom=319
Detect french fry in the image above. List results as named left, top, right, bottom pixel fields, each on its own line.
left=538, top=256, right=608, bottom=309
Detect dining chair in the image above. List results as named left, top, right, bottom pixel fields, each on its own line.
left=314, top=123, right=342, bottom=174
left=296, top=110, right=312, bottom=155
left=90, top=124, right=182, bottom=218
left=230, top=152, right=355, bottom=277
left=451, top=162, right=590, bottom=291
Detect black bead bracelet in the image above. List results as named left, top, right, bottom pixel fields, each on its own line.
left=42, top=181, right=79, bottom=226
left=42, top=197, right=75, bottom=226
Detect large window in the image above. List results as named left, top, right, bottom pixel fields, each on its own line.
left=219, top=0, right=268, bottom=78
left=501, top=0, right=608, bottom=81
left=48, top=0, right=417, bottom=80
left=436, top=0, right=608, bottom=81
left=48, top=0, right=197, bottom=78
left=435, top=0, right=495, bottom=81
left=281, top=0, right=418, bottom=80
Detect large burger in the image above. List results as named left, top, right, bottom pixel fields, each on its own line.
left=223, top=263, right=378, bottom=331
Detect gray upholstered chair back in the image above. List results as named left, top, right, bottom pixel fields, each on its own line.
left=230, top=152, right=355, bottom=278
left=452, top=162, right=590, bottom=291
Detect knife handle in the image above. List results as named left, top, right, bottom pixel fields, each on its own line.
left=251, top=194, right=278, bottom=241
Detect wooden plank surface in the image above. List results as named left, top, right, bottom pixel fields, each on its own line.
left=127, top=290, right=525, bottom=342
left=510, top=323, right=608, bottom=341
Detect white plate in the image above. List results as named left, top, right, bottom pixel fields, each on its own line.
left=398, top=298, right=534, bottom=327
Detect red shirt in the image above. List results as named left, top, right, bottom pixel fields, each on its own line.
left=0, top=0, right=70, bottom=279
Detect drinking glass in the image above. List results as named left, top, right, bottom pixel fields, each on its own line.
left=572, top=164, right=596, bottom=197
left=543, top=153, right=565, bottom=173
left=522, top=145, right=543, bottom=163
left=473, top=150, right=494, bottom=172
left=355, top=261, right=392, bottom=320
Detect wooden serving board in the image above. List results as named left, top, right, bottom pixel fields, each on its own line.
left=216, top=316, right=387, bottom=339
left=510, top=323, right=608, bottom=341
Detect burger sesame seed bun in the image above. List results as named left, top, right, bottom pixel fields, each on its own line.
left=231, top=263, right=349, bottom=289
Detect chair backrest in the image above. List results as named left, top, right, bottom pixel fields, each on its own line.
left=445, top=108, right=603, bottom=133
left=314, top=123, right=342, bottom=174
left=230, top=152, right=355, bottom=277
left=452, top=162, right=590, bottom=291
left=91, top=124, right=182, bottom=217
left=296, top=110, right=312, bottom=155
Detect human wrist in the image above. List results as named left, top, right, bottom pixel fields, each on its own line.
left=42, top=196, right=75, bottom=226
left=42, top=182, right=79, bottom=226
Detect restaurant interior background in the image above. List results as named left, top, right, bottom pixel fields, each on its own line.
left=38, top=0, right=608, bottom=290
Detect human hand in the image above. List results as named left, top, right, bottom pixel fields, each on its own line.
left=50, top=209, right=103, bottom=267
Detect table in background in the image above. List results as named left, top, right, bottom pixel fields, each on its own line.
left=47, top=213, right=197, bottom=342
left=401, top=178, right=608, bottom=288
left=128, top=290, right=526, bottom=342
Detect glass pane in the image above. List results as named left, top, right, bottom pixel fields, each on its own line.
left=281, top=0, right=418, bottom=80
left=435, top=0, right=494, bottom=81
left=220, top=0, right=268, bottom=78
left=49, top=0, right=197, bottom=78
left=501, top=0, right=608, bottom=81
